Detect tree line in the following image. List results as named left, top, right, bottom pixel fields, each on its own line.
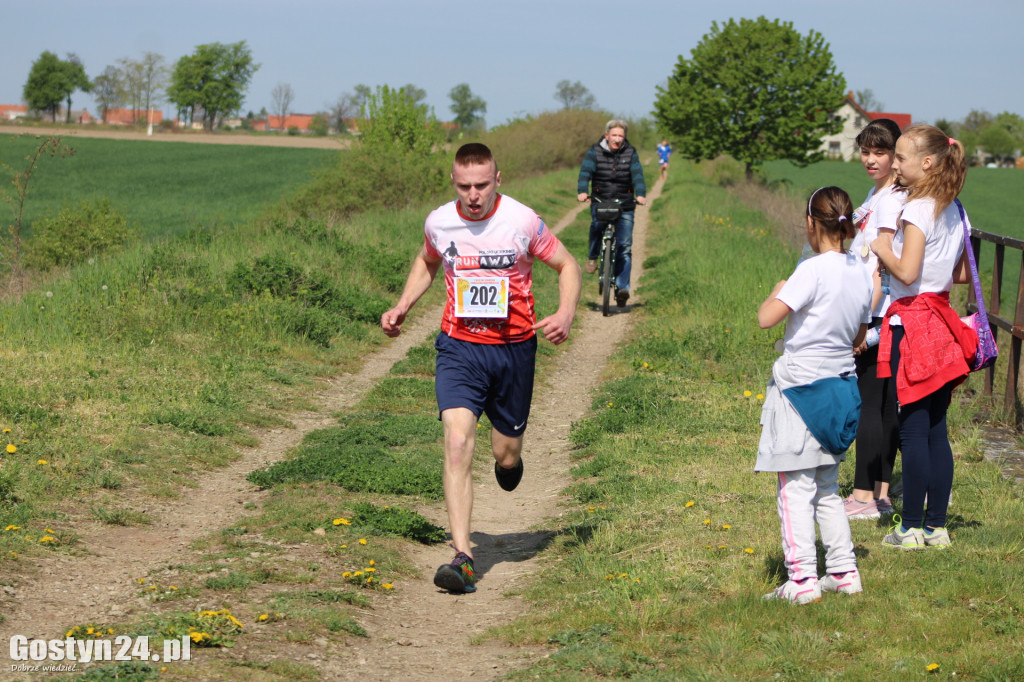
left=20, top=43, right=608, bottom=135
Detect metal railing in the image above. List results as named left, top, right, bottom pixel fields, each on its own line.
left=965, top=228, right=1024, bottom=426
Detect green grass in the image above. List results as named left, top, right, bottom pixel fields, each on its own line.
left=762, top=159, right=1024, bottom=241
left=0, top=134, right=335, bottom=238
left=487, top=160, right=1024, bottom=679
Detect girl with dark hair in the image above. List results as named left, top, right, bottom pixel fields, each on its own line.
left=844, top=119, right=906, bottom=521
left=756, top=187, right=873, bottom=603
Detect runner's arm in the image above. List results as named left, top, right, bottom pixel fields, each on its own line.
left=533, top=243, right=581, bottom=345
left=381, top=247, right=442, bottom=338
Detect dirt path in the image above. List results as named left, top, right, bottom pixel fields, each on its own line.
left=0, top=178, right=662, bottom=679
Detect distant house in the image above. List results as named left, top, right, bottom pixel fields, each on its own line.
left=72, top=109, right=95, bottom=124
left=819, top=92, right=912, bottom=160
left=267, top=114, right=316, bottom=132
left=0, top=104, right=28, bottom=121
left=103, top=108, right=164, bottom=126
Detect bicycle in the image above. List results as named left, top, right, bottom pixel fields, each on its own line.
left=591, top=195, right=623, bottom=316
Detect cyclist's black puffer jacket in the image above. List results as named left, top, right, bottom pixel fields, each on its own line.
left=577, top=137, right=647, bottom=211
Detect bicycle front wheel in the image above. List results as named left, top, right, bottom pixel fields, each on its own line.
left=601, top=236, right=614, bottom=316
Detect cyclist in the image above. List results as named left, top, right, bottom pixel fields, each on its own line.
left=577, top=119, right=647, bottom=307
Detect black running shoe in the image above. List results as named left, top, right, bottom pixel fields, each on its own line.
left=616, top=289, right=630, bottom=307
left=433, top=550, right=476, bottom=593
left=494, top=459, right=524, bottom=492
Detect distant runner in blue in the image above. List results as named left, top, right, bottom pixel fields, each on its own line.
left=656, top=139, right=672, bottom=181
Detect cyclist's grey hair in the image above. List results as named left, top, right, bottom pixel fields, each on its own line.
left=605, top=119, right=628, bottom=135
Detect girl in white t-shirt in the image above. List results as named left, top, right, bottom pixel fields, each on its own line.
left=845, top=119, right=907, bottom=522
left=757, top=186, right=872, bottom=604
left=870, top=125, right=973, bottom=550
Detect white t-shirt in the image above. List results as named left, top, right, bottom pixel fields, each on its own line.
left=849, top=184, right=907, bottom=317
left=776, top=251, right=873, bottom=355
left=889, top=197, right=966, bottom=301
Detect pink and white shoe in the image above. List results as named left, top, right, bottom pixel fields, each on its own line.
left=820, top=570, right=863, bottom=595
left=763, top=578, right=821, bottom=605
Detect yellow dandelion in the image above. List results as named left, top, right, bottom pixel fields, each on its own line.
left=333, top=517, right=352, bottom=526
left=757, top=394, right=765, bottom=400
left=86, top=628, right=94, bottom=635
left=366, top=576, right=373, bottom=584
left=39, top=536, right=55, bottom=543
left=44, top=528, right=54, bottom=533
left=634, top=577, right=640, bottom=583
left=353, top=571, right=364, bottom=577
left=703, top=519, right=711, bottom=525
left=642, top=362, right=649, bottom=368
left=606, top=574, right=614, bottom=580
left=37, top=459, right=47, bottom=465
left=618, top=572, right=628, bottom=579
left=342, top=571, right=352, bottom=578
left=2, top=428, right=9, bottom=433
left=718, top=545, right=727, bottom=549
left=365, top=567, right=376, bottom=573
left=369, top=559, right=375, bottom=566
left=926, top=663, right=940, bottom=672
left=6, top=444, right=16, bottom=454
left=725, top=329, right=730, bottom=333
left=339, top=544, right=347, bottom=549
left=258, top=614, right=269, bottom=622
left=722, top=525, right=731, bottom=530
left=744, top=547, right=755, bottom=554
left=358, top=538, right=368, bottom=545
left=138, top=577, right=146, bottom=584
left=383, top=583, right=394, bottom=590
left=169, top=586, right=178, bottom=590
left=685, top=501, right=695, bottom=508
left=743, top=390, right=752, bottom=397
left=107, top=629, right=114, bottom=635
left=4, top=525, right=20, bottom=531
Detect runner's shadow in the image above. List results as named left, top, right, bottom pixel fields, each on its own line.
left=467, top=530, right=558, bottom=577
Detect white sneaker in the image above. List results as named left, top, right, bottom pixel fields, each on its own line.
left=820, top=570, right=863, bottom=595
left=763, top=578, right=821, bottom=605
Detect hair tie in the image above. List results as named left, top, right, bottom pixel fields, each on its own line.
left=807, top=187, right=824, bottom=216
left=949, top=137, right=956, bottom=146
left=837, top=215, right=848, bottom=223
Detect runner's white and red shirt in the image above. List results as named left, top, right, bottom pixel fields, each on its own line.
left=424, top=194, right=561, bottom=344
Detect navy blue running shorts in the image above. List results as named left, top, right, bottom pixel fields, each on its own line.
left=434, top=332, right=537, bottom=438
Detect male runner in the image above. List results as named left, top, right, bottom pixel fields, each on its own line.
left=381, top=143, right=581, bottom=594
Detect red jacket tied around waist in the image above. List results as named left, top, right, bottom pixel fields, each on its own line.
left=878, top=292, right=976, bottom=404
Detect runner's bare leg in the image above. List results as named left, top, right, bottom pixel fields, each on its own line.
left=441, top=407, right=478, bottom=558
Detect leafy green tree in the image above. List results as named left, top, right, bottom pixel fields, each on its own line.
left=361, top=84, right=443, bottom=155
left=654, top=16, right=846, bottom=179
left=353, top=84, right=372, bottom=115
left=62, top=54, right=91, bottom=123
left=400, top=83, right=427, bottom=105
left=933, top=118, right=955, bottom=136
left=979, top=112, right=1024, bottom=163
left=448, top=83, right=486, bottom=130
left=554, top=80, right=595, bottom=110
left=91, top=65, right=126, bottom=124
left=854, top=88, right=883, bottom=111
left=23, top=51, right=89, bottom=122
left=167, top=41, right=259, bottom=131
left=118, top=53, right=168, bottom=126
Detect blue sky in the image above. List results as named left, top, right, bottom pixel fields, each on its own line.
left=4, top=0, right=1021, bottom=129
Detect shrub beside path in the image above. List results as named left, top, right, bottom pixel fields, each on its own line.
left=0, top=176, right=662, bottom=679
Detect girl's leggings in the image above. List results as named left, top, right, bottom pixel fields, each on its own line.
left=853, top=337, right=900, bottom=491
left=890, top=326, right=955, bottom=529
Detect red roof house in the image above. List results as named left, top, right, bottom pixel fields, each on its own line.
left=0, top=104, right=28, bottom=121
left=820, top=92, right=912, bottom=160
